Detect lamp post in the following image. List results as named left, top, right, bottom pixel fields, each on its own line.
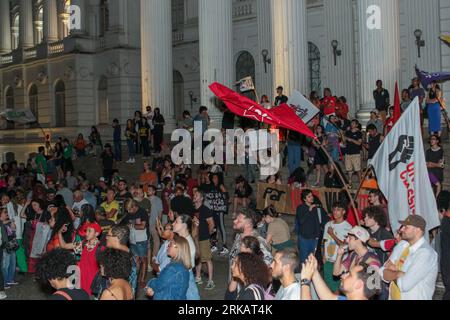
left=331, top=40, right=342, bottom=66
left=261, top=49, right=271, bottom=73
left=189, top=91, right=197, bottom=111
left=414, top=29, right=425, bottom=58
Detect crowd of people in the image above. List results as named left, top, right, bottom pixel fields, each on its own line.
left=0, top=77, right=448, bottom=301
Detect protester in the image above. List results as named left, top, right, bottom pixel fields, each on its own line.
left=263, top=206, right=294, bottom=254
left=366, top=110, right=384, bottom=139
left=274, top=86, right=288, bottom=106
left=193, top=189, right=215, bottom=290
left=322, top=201, right=352, bottom=293
left=271, top=249, right=301, bottom=300
left=98, top=248, right=133, bottom=300
left=363, top=206, right=394, bottom=265
left=373, top=80, right=390, bottom=124
left=112, top=119, right=122, bottom=162
left=145, top=235, right=191, bottom=300
left=426, top=135, right=445, bottom=185
left=101, top=189, right=120, bottom=223
left=426, top=81, right=442, bottom=136
left=125, top=119, right=137, bottom=164
left=152, top=108, right=165, bottom=153
left=36, top=249, right=90, bottom=300
left=381, top=215, right=438, bottom=300
left=365, top=124, right=384, bottom=161
left=233, top=176, right=253, bottom=218
left=140, top=161, right=158, bottom=195
left=343, top=120, right=363, bottom=186
left=301, top=254, right=379, bottom=300
left=89, top=126, right=103, bottom=157
left=225, top=252, right=271, bottom=300
left=295, top=189, right=326, bottom=263
left=100, top=144, right=115, bottom=183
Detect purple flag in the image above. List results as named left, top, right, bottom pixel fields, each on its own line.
left=415, top=65, right=450, bottom=89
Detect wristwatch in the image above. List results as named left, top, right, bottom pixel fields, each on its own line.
left=301, top=279, right=312, bottom=287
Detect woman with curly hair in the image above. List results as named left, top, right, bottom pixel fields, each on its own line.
left=225, top=252, right=271, bottom=300
left=98, top=248, right=133, bottom=300
left=36, top=249, right=90, bottom=300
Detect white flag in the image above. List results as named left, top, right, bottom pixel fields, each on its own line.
left=237, top=76, right=255, bottom=93
left=369, top=98, right=440, bottom=234
left=287, top=90, right=320, bottom=124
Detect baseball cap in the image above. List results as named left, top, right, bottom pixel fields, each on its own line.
left=99, top=177, right=106, bottom=183
left=399, top=215, right=426, bottom=232
left=348, top=226, right=371, bottom=243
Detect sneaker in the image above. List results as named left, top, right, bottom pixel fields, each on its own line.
left=195, top=277, right=203, bottom=285
left=219, top=247, right=229, bottom=256
left=211, top=246, right=218, bottom=253
left=0, top=291, right=6, bottom=300
left=3, top=285, right=11, bottom=290
left=7, top=282, right=18, bottom=286
left=205, top=281, right=215, bottom=291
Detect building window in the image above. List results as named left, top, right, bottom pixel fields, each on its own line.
left=34, top=6, right=44, bottom=45
left=11, top=14, right=20, bottom=50
left=55, top=80, right=66, bottom=127
left=172, top=0, right=184, bottom=31
left=308, top=42, right=321, bottom=94
left=235, top=51, right=256, bottom=99
left=29, top=84, right=38, bottom=126
left=5, top=86, right=15, bottom=129
left=99, top=0, right=109, bottom=36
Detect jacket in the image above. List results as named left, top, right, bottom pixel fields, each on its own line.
left=148, top=262, right=189, bottom=300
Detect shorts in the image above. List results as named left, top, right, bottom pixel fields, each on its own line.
left=199, top=240, right=212, bottom=263
left=345, top=154, right=361, bottom=173
left=130, top=241, right=148, bottom=258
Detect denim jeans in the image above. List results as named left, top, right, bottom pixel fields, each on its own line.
left=2, top=250, right=16, bottom=284
left=297, top=236, right=318, bottom=264
left=127, top=139, right=135, bottom=159
left=114, top=141, right=122, bottom=161
left=287, top=142, right=302, bottom=175
left=0, top=250, right=4, bottom=291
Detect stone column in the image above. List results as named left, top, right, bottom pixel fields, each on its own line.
left=69, top=0, right=87, bottom=35
left=257, top=0, right=273, bottom=101
left=270, top=0, right=309, bottom=97
left=199, top=0, right=233, bottom=128
left=43, top=0, right=59, bottom=43
left=140, top=0, right=176, bottom=132
left=356, top=0, right=400, bottom=120
left=20, top=0, right=34, bottom=48
left=323, top=0, right=356, bottom=115
left=0, top=0, right=12, bottom=53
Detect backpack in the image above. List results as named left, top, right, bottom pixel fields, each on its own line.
left=247, top=284, right=275, bottom=301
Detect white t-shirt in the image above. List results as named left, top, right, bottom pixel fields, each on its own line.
left=275, top=282, right=301, bottom=300
left=322, top=220, right=352, bottom=263
left=186, top=235, right=196, bottom=269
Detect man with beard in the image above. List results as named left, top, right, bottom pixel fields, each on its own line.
left=271, top=249, right=301, bottom=300
left=300, top=254, right=379, bottom=300
left=381, top=215, right=438, bottom=300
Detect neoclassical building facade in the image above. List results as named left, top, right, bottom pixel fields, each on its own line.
left=1, top=0, right=450, bottom=162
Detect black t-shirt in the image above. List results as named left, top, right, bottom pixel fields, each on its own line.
left=369, top=227, right=394, bottom=265
left=426, top=148, right=444, bottom=182
left=222, top=111, right=235, bottom=130
left=101, top=152, right=114, bottom=170
left=275, top=95, right=288, bottom=106
left=441, top=217, right=450, bottom=267
left=345, top=130, right=363, bottom=155
left=198, top=205, right=214, bottom=241
left=234, top=184, right=253, bottom=198
left=373, top=89, right=390, bottom=111
left=170, top=195, right=195, bottom=217
left=49, top=288, right=90, bottom=300
left=368, top=134, right=383, bottom=159
left=122, top=207, right=149, bottom=227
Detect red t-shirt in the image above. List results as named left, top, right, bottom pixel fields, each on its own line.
left=336, top=102, right=349, bottom=120
left=385, top=117, right=395, bottom=134
left=322, top=97, right=337, bottom=116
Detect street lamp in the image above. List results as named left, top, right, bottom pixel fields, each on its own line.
left=261, top=49, right=271, bottom=73
left=331, top=40, right=342, bottom=66
left=189, top=91, right=197, bottom=110
left=414, top=29, right=425, bottom=58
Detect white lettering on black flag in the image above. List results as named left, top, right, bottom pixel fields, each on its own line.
left=287, top=90, right=320, bottom=124
left=369, top=98, right=440, bottom=233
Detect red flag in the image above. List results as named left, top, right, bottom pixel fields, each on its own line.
left=209, top=82, right=316, bottom=139
left=394, top=82, right=401, bottom=124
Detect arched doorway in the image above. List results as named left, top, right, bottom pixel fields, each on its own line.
left=98, top=76, right=109, bottom=125
left=235, top=51, right=256, bottom=100
left=173, top=70, right=184, bottom=122
left=5, top=86, right=15, bottom=129
left=55, top=80, right=66, bottom=127
left=308, top=42, right=321, bottom=94
left=29, top=84, right=38, bottom=127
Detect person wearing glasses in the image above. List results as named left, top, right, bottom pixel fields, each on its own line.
left=145, top=235, right=191, bottom=300
left=333, top=226, right=381, bottom=281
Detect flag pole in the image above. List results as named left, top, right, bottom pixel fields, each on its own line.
left=317, top=140, right=361, bottom=225
left=353, top=166, right=373, bottom=202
